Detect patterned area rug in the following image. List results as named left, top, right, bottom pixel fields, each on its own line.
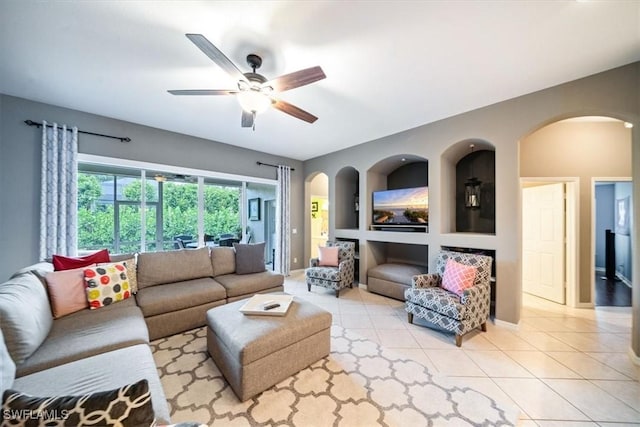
left=151, top=326, right=518, bottom=426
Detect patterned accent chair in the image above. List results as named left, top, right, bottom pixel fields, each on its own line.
left=305, top=241, right=356, bottom=298
left=404, top=250, right=493, bottom=347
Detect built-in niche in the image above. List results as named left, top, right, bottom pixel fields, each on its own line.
left=368, top=241, right=429, bottom=268
left=456, top=148, right=495, bottom=233
left=335, top=166, right=359, bottom=230
left=366, top=155, right=429, bottom=232
left=442, top=246, right=496, bottom=316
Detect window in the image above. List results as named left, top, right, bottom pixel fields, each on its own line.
left=77, top=162, right=255, bottom=254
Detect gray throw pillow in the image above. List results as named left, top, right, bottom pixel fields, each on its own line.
left=233, top=242, right=267, bottom=275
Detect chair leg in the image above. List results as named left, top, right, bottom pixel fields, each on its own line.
left=407, top=313, right=413, bottom=324
left=307, top=283, right=311, bottom=292
left=335, top=289, right=340, bottom=298
left=455, top=334, right=462, bottom=347
left=480, top=322, right=487, bottom=332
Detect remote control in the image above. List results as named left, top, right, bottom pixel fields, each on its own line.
left=263, top=303, right=280, bottom=310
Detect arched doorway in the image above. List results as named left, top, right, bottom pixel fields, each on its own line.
left=306, top=172, right=329, bottom=264
left=520, top=116, right=633, bottom=307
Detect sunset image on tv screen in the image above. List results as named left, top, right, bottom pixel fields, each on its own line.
left=372, top=187, right=428, bottom=224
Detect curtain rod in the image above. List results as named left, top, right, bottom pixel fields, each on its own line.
left=256, top=161, right=295, bottom=171
left=24, top=120, right=131, bottom=143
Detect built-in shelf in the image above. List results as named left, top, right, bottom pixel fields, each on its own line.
left=365, top=230, right=430, bottom=245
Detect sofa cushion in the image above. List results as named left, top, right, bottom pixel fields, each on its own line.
left=52, top=249, right=110, bottom=271
left=214, top=271, right=284, bottom=298
left=84, top=262, right=132, bottom=309
left=45, top=266, right=92, bottom=318
left=12, top=344, right=170, bottom=424
left=137, top=248, right=213, bottom=289
left=0, top=272, right=53, bottom=364
left=3, top=379, right=155, bottom=427
left=135, top=277, right=226, bottom=317
left=367, top=263, right=429, bottom=286
left=16, top=301, right=147, bottom=377
left=210, top=247, right=235, bottom=276
left=0, top=329, right=16, bottom=396
left=233, top=242, right=266, bottom=275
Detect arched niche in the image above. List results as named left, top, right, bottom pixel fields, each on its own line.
left=441, top=139, right=495, bottom=234
left=335, top=166, right=360, bottom=230
left=366, top=154, right=428, bottom=229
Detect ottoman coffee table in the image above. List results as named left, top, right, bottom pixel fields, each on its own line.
left=206, top=294, right=332, bottom=401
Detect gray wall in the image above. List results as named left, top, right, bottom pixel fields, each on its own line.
left=595, top=184, right=615, bottom=269
left=615, top=182, right=633, bottom=282
left=303, top=62, right=640, bottom=342
left=0, top=94, right=304, bottom=279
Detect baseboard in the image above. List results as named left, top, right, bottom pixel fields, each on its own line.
left=493, top=318, right=519, bottom=330
left=628, top=347, right=640, bottom=366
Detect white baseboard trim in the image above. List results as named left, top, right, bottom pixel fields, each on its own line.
left=628, top=347, right=640, bottom=366
left=575, top=302, right=595, bottom=309
left=493, top=318, right=519, bottom=330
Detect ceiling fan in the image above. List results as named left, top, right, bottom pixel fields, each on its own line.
left=168, top=34, right=326, bottom=130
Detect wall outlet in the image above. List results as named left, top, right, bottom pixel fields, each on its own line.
left=293, top=257, right=298, bottom=264
left=292, top=228, right=297, bottom=234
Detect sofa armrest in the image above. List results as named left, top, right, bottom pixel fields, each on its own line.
left=309, top=258, right=320, bottom=267
left=412, top=273, right=441, bottom=289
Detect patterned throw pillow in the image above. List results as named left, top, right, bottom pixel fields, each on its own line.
left=1, top=379, right=155, bottom=427
left=441, top=259, right=477, bottom=296
left=318, top=246, right=339, bottom=267
left=83, top=262, right=131, bottom=309
left=101, top=258, right=138, bottom=294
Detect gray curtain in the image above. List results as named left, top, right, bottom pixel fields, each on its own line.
left=275, top=165, right=291, bottom=275
left=40, top=121, right=78, bottom=260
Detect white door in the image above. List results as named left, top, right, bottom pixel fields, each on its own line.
left=522, top=183, right=566, bottom=304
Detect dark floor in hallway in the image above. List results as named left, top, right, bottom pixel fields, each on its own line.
left=595, top=272, right=632, bottom=306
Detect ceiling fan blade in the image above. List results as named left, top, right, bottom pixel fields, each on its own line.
left=241, top=111, right=254, bottom=128
left=264, top=66, right=326, bottom=92
left=272, top=100, right=318, bottom=123
left=185, top=33, right=247, bottom=83
left=167, top=89, right=238, bottom=96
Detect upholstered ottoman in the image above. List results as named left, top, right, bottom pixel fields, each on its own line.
left=206, top=296, right=332, bottom=401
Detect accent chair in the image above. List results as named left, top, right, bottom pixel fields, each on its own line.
left=305, top=241, right=355, bottom=298
left=404, top=250, right=492, bottom=347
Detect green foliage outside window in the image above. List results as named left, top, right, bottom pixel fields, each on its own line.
left=77, top=172, right=241, bottom=253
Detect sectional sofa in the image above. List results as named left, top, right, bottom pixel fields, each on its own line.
left=0, top=245, right=284, bottom=425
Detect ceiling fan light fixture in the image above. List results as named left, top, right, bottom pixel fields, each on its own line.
left=237, top=89, right=271, bottom=114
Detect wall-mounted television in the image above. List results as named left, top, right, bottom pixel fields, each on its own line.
left=372, top=186, right=428, bottom=226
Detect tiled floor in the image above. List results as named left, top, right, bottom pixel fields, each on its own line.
left=284, top=271, right=640, bottom=426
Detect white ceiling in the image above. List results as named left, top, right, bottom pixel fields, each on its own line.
left=1, top=1, right=638, bottom=161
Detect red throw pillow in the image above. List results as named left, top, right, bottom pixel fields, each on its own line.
left=318, top=246, right=339, bottom=267
left=441, top=258, right=477, bottom=296
left=52, top=249, right=110, bottom=271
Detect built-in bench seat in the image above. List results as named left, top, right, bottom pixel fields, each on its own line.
left=367, top=262, right=428, bottom=301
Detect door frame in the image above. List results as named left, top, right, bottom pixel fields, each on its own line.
left=521, top=177, right=580, bottom=307
left=591, top=176, right=633, bottom=304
